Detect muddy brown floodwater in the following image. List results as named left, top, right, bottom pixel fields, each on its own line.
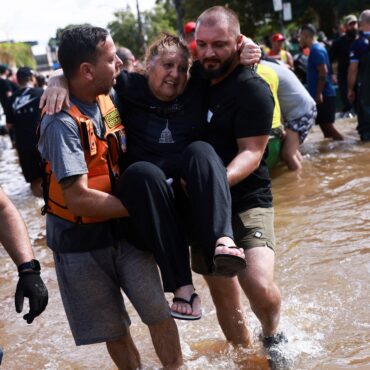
left=0, top=117, right=369, bottom=369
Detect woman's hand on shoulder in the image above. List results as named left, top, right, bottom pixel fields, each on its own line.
left=39, top=69, right=70, bottom=115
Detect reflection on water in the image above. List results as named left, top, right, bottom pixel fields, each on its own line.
left=0, top=118, right=369, bottom=369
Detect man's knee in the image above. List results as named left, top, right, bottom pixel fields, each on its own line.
left=183, top=141, right=216, bottom=162
left=240, top=271, right=280, bottom=308
left=118, top=161, right=168, bottom=201
left=123, top=161, right=166, bottom=183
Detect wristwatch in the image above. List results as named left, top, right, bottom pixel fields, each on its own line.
left=17, top=259, right=41, bottom=273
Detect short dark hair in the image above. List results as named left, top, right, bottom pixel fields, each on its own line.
left=196, top=6, right=241, bottom=37
left=300, top=24, right=316, bottom=37
left=16, top=66, right=35, bottom=85
left=58, top=25, right=109, bottom=79
left=0, top=64, right=7, bottom=74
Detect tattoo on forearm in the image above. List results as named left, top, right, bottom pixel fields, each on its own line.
left=60, top=175, right=80, bottom=190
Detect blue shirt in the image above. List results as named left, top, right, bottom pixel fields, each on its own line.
left=349, top=31, right=370, bottom=62
left=307, top=42, right=336, bottom=97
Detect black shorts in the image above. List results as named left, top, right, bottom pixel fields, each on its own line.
left=17, top=147, right=42, bottom=183
left=316, top=95, right=336, bottom=125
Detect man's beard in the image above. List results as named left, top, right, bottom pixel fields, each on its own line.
left=199, top=54, right=235, bottom=80
left=346, top=29, right=358, bottom=40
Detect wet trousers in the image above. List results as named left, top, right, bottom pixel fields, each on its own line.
left=116, top=141, right=233, bottom=292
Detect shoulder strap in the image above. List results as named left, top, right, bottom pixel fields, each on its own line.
left=65, top=105, right=97, bottom=156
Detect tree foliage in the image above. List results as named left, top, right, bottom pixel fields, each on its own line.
left=0, top=43, right=36, bottom=69
left=179, top=0, right=370, bottom=40
left=108, top=2, right=177, bottom=59
left=107, top=6, right=143, bottom=57
left=45, top=0, right=370, bottom=62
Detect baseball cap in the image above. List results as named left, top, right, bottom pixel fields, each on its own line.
left=272, top=33, right=285, bottom=42
left=16, top=67, right=35, bottom=80
left=344, top=14, right=357, bottom=25
left=183, top=21, right=196, bottom=34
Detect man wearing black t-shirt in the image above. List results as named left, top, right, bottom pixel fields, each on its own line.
left=6, top=67, right=43, bottom=197
left=192, top=6, right=287, bottom=360
left=330, top=14, right=358, bottom=114
left=0, top=64, right=13, bottom=118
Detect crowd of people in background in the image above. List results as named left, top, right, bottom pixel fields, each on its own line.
left=0, top=5, right=370, bottom=369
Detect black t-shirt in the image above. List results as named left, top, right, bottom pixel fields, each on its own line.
left=114, top=71, right=208, bottom=178
left=0, top=78, right=12, bottom=112
left=6, top=87, right=43, bottom=149
left=330, top=34, right=356, bottom=78
left=205, top=64, right=274, bottom=212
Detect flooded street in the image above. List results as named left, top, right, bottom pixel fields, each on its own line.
left=0, top=118, right=369, bottom=369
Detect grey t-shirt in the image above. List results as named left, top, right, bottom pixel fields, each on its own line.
left=38, top=95, right=118, bottom=253
left=261, top=60, right=316, bottom=121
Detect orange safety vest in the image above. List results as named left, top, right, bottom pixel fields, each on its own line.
left=42, top=94, right=126, bottom=224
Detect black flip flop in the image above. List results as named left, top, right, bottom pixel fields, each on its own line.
left=213, top=245, right=246, bottom=277
left=170, top=293, right=202, bottom=321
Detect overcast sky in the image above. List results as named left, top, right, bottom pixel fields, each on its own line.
left=0, top=0, right=156, bottom=47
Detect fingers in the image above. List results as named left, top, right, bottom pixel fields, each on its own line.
left=39, top=91, right=46, bottom=109
left=43, top=88, right=70, bottom=115
left=23, top=312, right=35, bottom=324
left=240, top=45, right=261, bottom=65
left=14, top=286, right=24, bottom=313
left=24, top=295, right=47, bottom=324
left=46, top=93, right=57, bottom=115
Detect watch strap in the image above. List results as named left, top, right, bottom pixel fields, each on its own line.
left=17, top=259, right=41, bottom=274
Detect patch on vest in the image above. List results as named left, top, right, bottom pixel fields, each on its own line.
left=104, top=109, right=121, bottom=129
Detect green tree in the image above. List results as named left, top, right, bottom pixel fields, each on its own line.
left=0, top=43, right=36, bottom=69
left=177, top=0, right=370, bottom=41
left=108, top=2, right=177, bottom=60
left=143, top=2, right=177, bottom=42
left=107, top=6, right=143, bottom=57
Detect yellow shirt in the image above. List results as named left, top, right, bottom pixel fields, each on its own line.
left=256, top=64, right=282, bottom=130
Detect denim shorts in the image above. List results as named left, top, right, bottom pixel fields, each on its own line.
left=285, top=105, right=317, bottom=143
left=191, top=207, right=276, bottom=275
left=54, top=240, right=170, bottom=345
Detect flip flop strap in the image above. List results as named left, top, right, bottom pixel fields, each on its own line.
left=173, top=292, right=198, bottom=305
left=216, top=243, right=238, bottom=249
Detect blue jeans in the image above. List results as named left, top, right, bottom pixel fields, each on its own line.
left=0, top=346, right=3, bottom=365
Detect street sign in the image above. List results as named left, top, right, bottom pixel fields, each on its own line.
left=283, top=2, right=292, bottom=21
left=273, top=0, right=283, bottom=12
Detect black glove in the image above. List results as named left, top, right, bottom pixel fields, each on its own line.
left=15, top=271, right=48, bottom=324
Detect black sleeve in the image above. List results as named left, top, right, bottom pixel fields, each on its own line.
left=114, top=70, right=129, bottom=99
left=109, top=89, right=125, bottom=118
left=234, top=77, right=274, bottom=138
left=4, top=95, right=14, bottom=123
left=329, top=40, right=338, bottom=63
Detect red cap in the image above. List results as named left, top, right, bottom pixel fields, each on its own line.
left=184, top=21, right=196, bottom=34
left=272, top=33, right=285, bottom=42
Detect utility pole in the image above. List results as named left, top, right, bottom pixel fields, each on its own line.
left=136, top=0, right=146, bottom=53
left=173, top=0, right=184, bottom=36
left=272, top=0, right=285, bottom=35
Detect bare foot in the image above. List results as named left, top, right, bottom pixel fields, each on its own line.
left=171, top=285, right=202, bottom=318
left=215, top=236, right=245, bottom=259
